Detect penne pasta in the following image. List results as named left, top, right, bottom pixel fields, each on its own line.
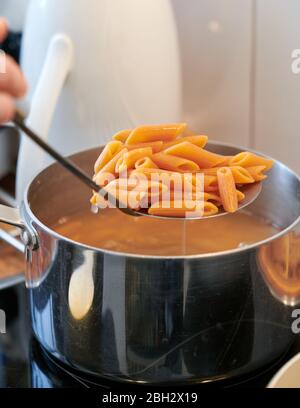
left=203, top=190, right=245, bottom=205
left=149, top=200, right=219, bottom=218
left=213, top=156, right=233, bottom=167
left=96, top=189, right=148, bottom=210
left=149, top=201, right=203, bottom=218
left=204, top=192, right=222, bottom=206
left=131, top=168, right=194, bottom=193
left=104, top=180, right=164, bottom=208
left=178, top=191, right=221, bottom=203
left=203, top=175, right=219, bottom=192
left=132, top=168, right=181, bottom=177
left=125, top=141, right=163, bottom=153
left=91, top=123, right=273, bottom=218
left=135, top=157, right=159, bottom=170
left=167, top=190, right=204, bottom=202
left=112, top=129, right=132, bottom=143
left=94, top=141, right=123, bottom=173
left=164, top=141, right=225, bottom=168
left=236, top=189, right=246, bottom=202
left=94, top=148, right=128, bottom=185
left=160, top=135, right=208, bottom=150
left=203, top=201, right=220, bottom=217
left=229, top=152, right=273, bottom=171
left=228, top=166, right=254, bottom=184
left=203, top=166, right=254, bottom=183
left=90, top=192, right=98, bottom=205
left=116, top=147, right=152, bottom=173
left=93, top=171, right=116, bottom=188
left=105, top=178, right=168, bottom=195
left=126, top=123, right=187, bottom=144
left=152, top=152, right=200, bottom=173
left=202, top=167, right=221, bottom=176
left=245, top=166, right=268, bottom=181
left=217, top=167, right=238, bottom=213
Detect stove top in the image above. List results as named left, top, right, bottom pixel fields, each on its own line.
left=0, top=283, right=299, bottom=389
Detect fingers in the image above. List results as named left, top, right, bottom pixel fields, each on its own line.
left=0, top=18, right=8, bottom=42
left=0, top=18, right=27, bottom=123
left=0, top=93, right=14, bottom=123
left=0, top=54, right=27, bottom=98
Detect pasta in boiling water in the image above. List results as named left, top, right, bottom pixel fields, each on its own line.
left=92, top=123, right=273, bottom=218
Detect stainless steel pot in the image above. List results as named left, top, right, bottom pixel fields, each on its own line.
left=0, top=143, right=300, bottom=385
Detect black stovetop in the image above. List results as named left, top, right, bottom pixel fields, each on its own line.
left=0, top=283, right=299, bottom=389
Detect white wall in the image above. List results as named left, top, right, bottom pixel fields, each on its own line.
left=172, top=0, right=253, bottom=147
left=255, top=0, right=300, bottom=174
left=172, top=0, right=300, bottom=174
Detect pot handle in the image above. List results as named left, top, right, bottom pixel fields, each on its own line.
left=0, top=204, right=25, bottom=253
left=0, top=228, right=25, bottom=253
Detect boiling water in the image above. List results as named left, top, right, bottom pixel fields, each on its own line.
left=53, top=209, right=279, bottom=256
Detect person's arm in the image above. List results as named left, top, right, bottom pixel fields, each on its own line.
left=0, top=18, right=27, bottom=123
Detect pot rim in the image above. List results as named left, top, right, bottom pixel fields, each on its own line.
left=23, top=140, right=300, bottom=260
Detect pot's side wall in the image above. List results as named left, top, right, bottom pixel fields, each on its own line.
left=27, top=221, right=296, bottom=384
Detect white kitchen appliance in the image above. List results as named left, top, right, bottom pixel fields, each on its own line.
left=16, top=0, right=181, bottom=201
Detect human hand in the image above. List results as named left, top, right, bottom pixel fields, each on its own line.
left=0, top=18, right=27, bottom=123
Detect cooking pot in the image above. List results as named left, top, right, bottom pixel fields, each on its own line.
left=0, top=142, right=300, bottom=385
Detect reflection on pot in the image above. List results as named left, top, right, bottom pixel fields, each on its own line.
left=258, top=230, right=300, bottom=306
left=68, top=252, right=95, bottom=320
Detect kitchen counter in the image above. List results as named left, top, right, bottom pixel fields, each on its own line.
left=0, top=174, right=24, bottom=284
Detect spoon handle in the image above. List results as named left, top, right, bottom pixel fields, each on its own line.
left=13, top=110, right=138, bottom=217
left=14, top=110, right=99, bottom=191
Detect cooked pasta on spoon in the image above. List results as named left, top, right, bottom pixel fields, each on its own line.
left=91, top=124, right=273, bottom=219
